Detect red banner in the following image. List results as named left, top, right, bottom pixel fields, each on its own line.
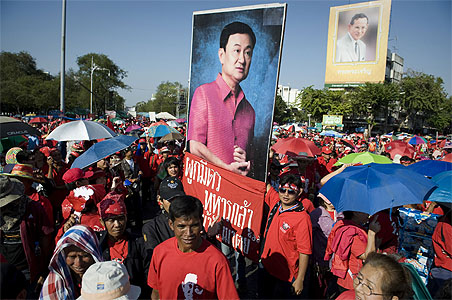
left=182, top=152, right=266, bottom=262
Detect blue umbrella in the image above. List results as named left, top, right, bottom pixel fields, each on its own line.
left=407, top=160, right=452, bottom=178
left=141, top=124, right=179, bottom=138
left=71, top=135, right=138, bottom=169
left=427, top=171, right=452, bottom=203
left=319, top=163, right=437, bottom=215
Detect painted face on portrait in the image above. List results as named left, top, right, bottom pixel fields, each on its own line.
left=348, top=18, right=368, bottom=41
left=219, top=33, right=253, bottom=87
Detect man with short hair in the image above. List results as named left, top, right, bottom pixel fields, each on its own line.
left=188, top=21, right=256, bottom=176
left=260, top=174, right=313, bottom=298
left=336, top=13, right=369, bottom=62
left=142, top=176, right=185, bottom=252
left=148, top=195, right=239, bottom=300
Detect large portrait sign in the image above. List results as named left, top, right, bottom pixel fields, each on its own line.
left=182, top=152, right=266, bottom=261
left=187, top=3, right=287, bottom=182
left=324, top=0, right=392, bottom=87
left=184, top=4, right=286, bottom=261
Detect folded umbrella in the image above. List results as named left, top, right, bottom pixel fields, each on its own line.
left=319, top=163, right=437, bottom=215
left=71, top=135, right=138, bottom=169
left=46, top=120, right=117, bottom=141
left=0, top=116, right=41, bottom=138
left=406, top=160, right=452, bottom=178
left=334, top=152, right=392, bottom=166
left=271, top=137, right=321, bottom=157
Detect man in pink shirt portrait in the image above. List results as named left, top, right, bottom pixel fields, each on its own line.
left=187, top=22, right=256, bottom=176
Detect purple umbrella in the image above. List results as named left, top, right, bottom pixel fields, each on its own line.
left=125, top=124, right=142, bottom=133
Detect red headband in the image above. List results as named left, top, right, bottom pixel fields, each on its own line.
left=98, top=192, right=127, bottom=219
left=279, top=183, right=299, bottom=191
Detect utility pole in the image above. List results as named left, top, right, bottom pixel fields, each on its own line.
left=90, top=56, right=110, bottom=115
left=60, top=0, right=66, bottom=114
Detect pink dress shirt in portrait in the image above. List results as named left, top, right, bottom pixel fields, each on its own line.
left=187, top=73, right=255, bottom=165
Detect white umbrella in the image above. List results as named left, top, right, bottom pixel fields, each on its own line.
left=155, top=112, right=176, bottom=120
left=45, top=120, right=117, bottom=141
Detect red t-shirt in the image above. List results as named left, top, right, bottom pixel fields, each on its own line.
left=301, top=198, right=315, bottom=214
left=148, top=237, right=239, bottom=300
left=262, top=188, right=312, bottom=282
left=108, top=239, right=129, bottom=264
left=374, top=211, right=399, bottom=254
left=336, top=234, right=366, bottom=289
left=432, top=217, right=452, bottom=272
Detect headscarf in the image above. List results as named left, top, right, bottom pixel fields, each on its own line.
left=97, top=192, right=127, bottom=219
left=40, top=225, right=103, bottom=300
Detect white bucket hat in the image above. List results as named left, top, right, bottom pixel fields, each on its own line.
left=77, top=261, right=141, bottom=300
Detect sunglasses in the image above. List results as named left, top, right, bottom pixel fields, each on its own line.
left=279, top=188, right=298, bottom=195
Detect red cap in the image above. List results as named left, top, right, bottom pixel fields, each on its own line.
left=39, top=146, right=52, bottom=157
left=62, top=168, right=94, bottom=184
left=97, top=192, right=127, bottom=219
left=138, top=138, right=146, bottom=144
left=322, top=146, right=332, bottom=154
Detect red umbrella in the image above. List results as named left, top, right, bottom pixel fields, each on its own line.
left=272, top=137, right=321, bottom=157
left=29, top=117, right=48, bottom=124
left=442, top=153, right=452, bottom=163
left=384, top=140, right=415, bottom=159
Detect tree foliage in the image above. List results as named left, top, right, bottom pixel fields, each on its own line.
left=137, top=81, right=187, bottom=117
left=348, top=82, right=400, bottom=133
left=399, top=69, right=450, bottom=132
left=0, top=51, right=128, bottom=116
left=295, top=86, right=351, bottom=124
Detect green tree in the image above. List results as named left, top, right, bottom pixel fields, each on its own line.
left=349, top=82, right=400, bottom=134
left=295, top=86, right=350, bottom=125
left=273, top=95, right=293, bottom=124
left=399, top=70, right=449, bottom=132
left=72, top=53, right=128, bottom=115
left=0, top=51, right=58, bottom=113
left=137, top=81, right=187, bottom=117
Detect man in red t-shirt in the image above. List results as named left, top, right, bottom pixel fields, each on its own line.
left=260, top=174, right=312, bottom=298
left=148, top=196, right=238, bottom=300
left=317, top=146, right=338, bottom=177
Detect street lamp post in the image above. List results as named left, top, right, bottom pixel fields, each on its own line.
left=90, top=56, right=111, bottom=115
left=307, top=113, right=312, bottom=127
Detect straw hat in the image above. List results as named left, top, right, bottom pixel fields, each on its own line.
left=3, top=164, right=44, bottom=183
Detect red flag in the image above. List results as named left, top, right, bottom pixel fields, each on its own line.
left=107, top=116, right=115, bottom=132
left=182, top=152, right=266, bottom=262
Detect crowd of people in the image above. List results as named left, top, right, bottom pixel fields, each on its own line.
left=0, top=116, right=451, bottom=300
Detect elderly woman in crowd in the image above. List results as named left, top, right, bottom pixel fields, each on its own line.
left=40, top=225, right=103, bottom=300
left=336, top=252, right=413, bottom=300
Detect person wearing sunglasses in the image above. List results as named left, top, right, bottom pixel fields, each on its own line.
left=259, top=174, right=312, bottom=298
left=336, top=252, right=412, bottom=300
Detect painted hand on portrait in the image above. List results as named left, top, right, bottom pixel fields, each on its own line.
left=229, top=145, right=250, bottom=176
